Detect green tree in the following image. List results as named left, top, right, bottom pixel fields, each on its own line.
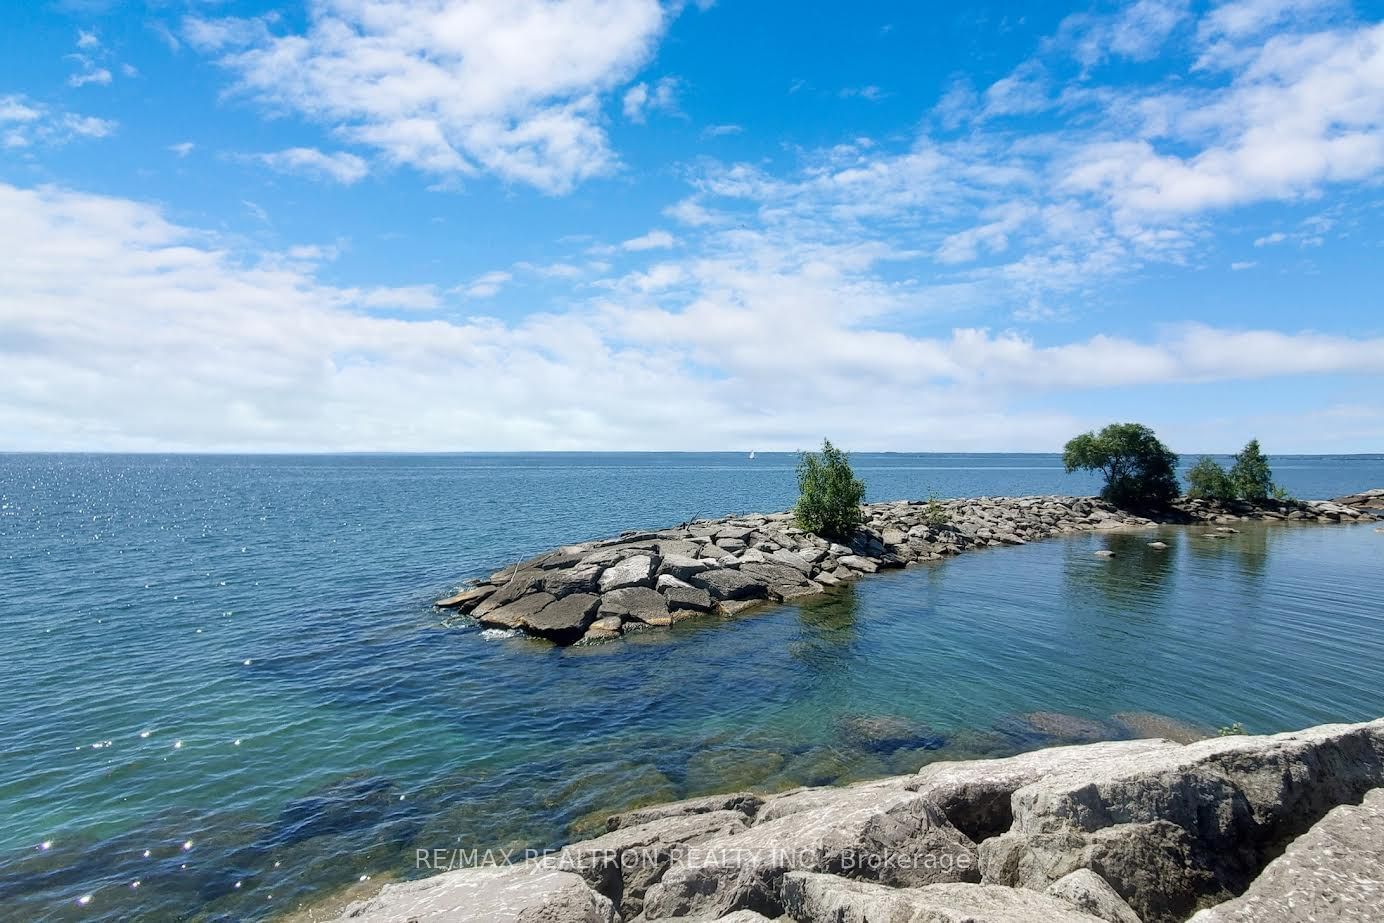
left=1063, top=423, right=1180, bottom=509
left=795, top=439, right=866, bottom=540
left=1186, top=456, right=1236, bottom=500
left=1230, top=439, right=1274, bottom=501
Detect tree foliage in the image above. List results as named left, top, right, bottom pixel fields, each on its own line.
left=1063, top=423, right=1180, bottom=509
left=795, top=439, right=865, bottom=540
left=1230, top=439, right=1274, bottom=501
left=1186, top=456, right=1236, bottom=500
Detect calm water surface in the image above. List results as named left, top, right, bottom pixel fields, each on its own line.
left=2, top=453, right=1383, bottom=921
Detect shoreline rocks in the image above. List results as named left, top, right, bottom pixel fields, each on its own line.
left=332, top=718, right=1384, bottom=923
left=435, top=492, right=1381, bottom=645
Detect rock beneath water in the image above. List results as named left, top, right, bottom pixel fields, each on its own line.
left=1188, top=787, right=1384, bottom=922
left=330, top=863, right=616, bottom=922
left=1046, top=869, right=1143, bottom=923
left=836, top=713, right=945, bottom=754
left=1111, top=711, right=1213, bottom=744
left=780, top=873, right=1108, bottom=923
left=523, top=593, right=601, bottom=640
left=1093, top=549, right=1115, bottom=558
left=978, top=719, right=1384, bottom=923
left=1018, top=711, right=1123, bottom=745
left=1147, top=541, right=1168, bottom=550
left=606, top=791, right=762, bottom=833
left=598, top=587, right=670, bottom=626
left=598, top=554, right=659, bottom=592
left=641, top=785, right=979, bottom=919
left=662, top=585, right=713, bottom=613
left=688, top=567, right=770, bottom=602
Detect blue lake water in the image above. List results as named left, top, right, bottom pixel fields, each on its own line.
left=2, top=452, right=1383, bottom=921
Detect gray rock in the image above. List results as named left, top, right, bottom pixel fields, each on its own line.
left=544, top=563, right=605, bottom=598
left=523, top=593, right=600, bottom=639
left=780, top=873, right=1107, bottom=923
left=738, top=561, right=814, bottom=599
left=688, top=568, right=770, bottom=602
left=1188, top=787, right=1384, bottom=922
left=659, top=554, right=711, bottom=579
left=1046, top=869, right=1143, bottom=923
left=434, top=585, right=495, bottom=611
left=330, top=863, right=616, bottom=922
left=836, top=555, right=878, bottom=573
left=473, top=570, right=545, bottom=616
left=663, top=585, right=714, bottom=613
left=599, top=587, right=671, bottom=626
left=978, top=719, right=1384, bottom=923
left=607, top=792, right=763, bottom=832
left=641, top=786, right=978, bottom=919
left=558, top=810, right=749, bottom=918
left=770, top=548, right=813, bottom=574
left=598, top=554, right=659, bottom=592
left=477, top=591, right=557, bottom=629
left=656, top=573, right=692, bottom=591
left=589, top=616, right=623, bottom=632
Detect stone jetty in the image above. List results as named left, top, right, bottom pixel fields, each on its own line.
left=333, top=718, right=1384, bottom=923
left=435, top=493, right=1381, bottom=644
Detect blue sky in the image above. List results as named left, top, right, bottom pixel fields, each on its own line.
left=2, top=0, right=1382, bottom=452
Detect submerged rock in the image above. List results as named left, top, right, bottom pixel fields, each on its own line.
left=836, top=713, right=945, bottom=754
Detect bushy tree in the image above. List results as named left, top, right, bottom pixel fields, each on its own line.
left=1230, top=439, right=1274, bottom=501
left=1063, top=423, right=1180, bottom=509
left=1186, top=456, right=1236, bottom=500
left=795, top=439, right=866, bottom=540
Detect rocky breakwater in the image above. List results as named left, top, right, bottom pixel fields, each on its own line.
left=435, top=493, right=1381, bottom=644
left=332, top=718, right=1384, bottom=923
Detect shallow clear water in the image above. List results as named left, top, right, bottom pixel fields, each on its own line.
left=1, top=453, right=1382, bottom=921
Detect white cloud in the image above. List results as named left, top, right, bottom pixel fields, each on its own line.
left=76, top=29, right=100, bottom=50
left=169, top=141, right=195, bottom=158
left=702, top=123, right=742, bottom=138
left=1254, top=231, right=1288, bottom=246
left=0, top=94, right=115, bottom=149
left=839, top=85, right=886, bottom=101
left=188, top=0, right=668, bottom=194
left=3, top=180, right=1383, bottom=452
left=251, top=147, right=369, bottom=184
left=1058, top=0, right=1192, bottom=69
left=1230, top=260, right=1257, bottom=269
left=68, top=67, right=113, bottom=88
left=621, top=229, right=676, bottom=251
left=623, top=76, right=680, bottom=123
left=459, top=270, right=513, bottom=298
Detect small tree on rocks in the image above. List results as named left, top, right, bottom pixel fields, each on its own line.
left=795, top=439, right=865, bottom=541
left=1230, top=439, right=1274, bottom=501
left=1063, top=423, right=1180, bottom=509
left=1186, top=457, right=1236, bottom=501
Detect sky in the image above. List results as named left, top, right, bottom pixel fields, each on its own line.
left=1, top=0, right=1383, bottom=453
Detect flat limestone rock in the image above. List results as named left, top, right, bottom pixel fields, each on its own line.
left=1188, top=787, right=1384, bottom=922
left=663, top=585, right=714, bottom=613
left=641, top=787, right=978, bottom=919
left=598, top=586, right=670, bottom=625
left=330, top=864, right=615, bottom=923
left=607, top=792, right=762, bottom=833
left=522, top=593, right=600, bottom=638
left=780, top=873, right=1108, bottom=923
left=659, top=554, right=711, bottom=579
left=477, top=591, right=557, bottom=629
left=598, top=554, right=659, bottom=592
left=434, top=585, right=494, bottom=610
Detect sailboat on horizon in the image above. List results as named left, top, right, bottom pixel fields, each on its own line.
left=748, top=450, right=756, bottom=459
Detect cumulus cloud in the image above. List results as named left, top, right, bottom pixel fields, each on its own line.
left=187, top=0, right=668, bottom=194
left=621, top=229, right=676, bottom=251
left=623, top=76, right=680, bottom=123
left=252, top=147, right=369, bottom=184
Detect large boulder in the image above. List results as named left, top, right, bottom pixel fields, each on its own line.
left=521, top=593, right=600, bottom=641
left=598, top=554, right=659, bottom=592
left=1045, top=869, right=1142, bottom=923
left=1188, top=786, right=1384, bottom=922
left=908, top=739, right=1181, bottom=843
left=688, top=567, right=771, bottom=602
left=331, top=863, right=615, bottom=922
left=598, top=586, right=670, bottom=625
left=557, top=810, right=749, bottom=918
left=978, top=719, right=1384, bottom=923
left=641, top=785, right=978, bottom=919
left=476, top=591, right=557, bottom=630
left=780, top=873, right=1108, bottom=923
